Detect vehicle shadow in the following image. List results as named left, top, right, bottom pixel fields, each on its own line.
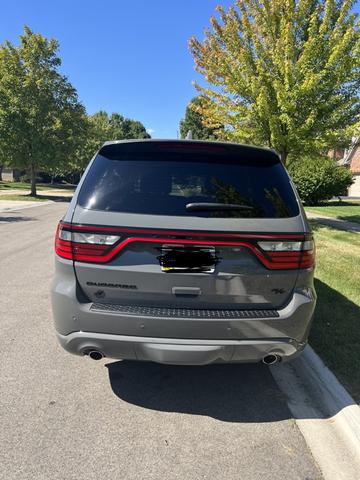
left=106, top=278, right=360, bottom=420
left=106, top=361, right=292, bottom=423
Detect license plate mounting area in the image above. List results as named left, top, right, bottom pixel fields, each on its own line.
left=158, top=244, right=218, bottom=273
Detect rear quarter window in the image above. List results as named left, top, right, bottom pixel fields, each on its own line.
left=77, top=145, right=299, bottom=218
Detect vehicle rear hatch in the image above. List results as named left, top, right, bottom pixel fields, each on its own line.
left=68, top=140, right=307, bottom=311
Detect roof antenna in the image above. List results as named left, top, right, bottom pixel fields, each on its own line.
left=186, top=130, right=193, bottom=140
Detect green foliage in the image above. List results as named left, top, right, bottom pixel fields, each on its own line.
left=76, top=111, right=150, bottom=170
left=288, top=156, right=354, bottom=205
left=179, top=96, right=221, bottom=139
left=189, top=0, right=360, bottom=163
left=0, top=27, right=151, bottom=188
left=0, top=26, right=87, bottom=195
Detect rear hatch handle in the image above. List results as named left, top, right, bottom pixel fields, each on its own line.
left=172, top=287, right=202, bottom=297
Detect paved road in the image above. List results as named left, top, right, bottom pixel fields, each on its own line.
left=0, top=203, right=322, bottom=480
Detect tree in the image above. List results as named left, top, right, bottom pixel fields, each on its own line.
left=110, top=114, right=150, bottom=140
left=0, top=26, right=87, bottom=195
left=76, top=111, right=151, bottom=171
left=179, top=96, right=221, bottom=139
left=189, top=0, right=360, bottom=164
left=288, top=155, right=354, bottom=204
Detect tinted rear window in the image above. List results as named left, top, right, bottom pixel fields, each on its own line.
left=78, top=148, right=299, bottom=218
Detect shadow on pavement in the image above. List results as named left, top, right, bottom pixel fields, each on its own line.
left=106, top=361, right=291, bottom=423
left=310, top=279, right=360, bottom=402
left=337, top=215, right=360, bottom=225
left=35, top=194, right=72, bottom=202
left=0, top=215, right=35, bottom=222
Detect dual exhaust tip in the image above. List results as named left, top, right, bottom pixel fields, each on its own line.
left=262, top=354, right=281, bottom=365
left=86, top=349, right=280, bottom=364
left=87, top=350, right=104, bottom=361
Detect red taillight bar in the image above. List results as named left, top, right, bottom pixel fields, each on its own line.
left=55, top=222, right=315, bottom=269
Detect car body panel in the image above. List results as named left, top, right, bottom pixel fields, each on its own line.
left=51, top=139, right=316, bottom=365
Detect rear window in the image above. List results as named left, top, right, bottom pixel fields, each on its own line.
left=78, top=148, right=299, bottom=218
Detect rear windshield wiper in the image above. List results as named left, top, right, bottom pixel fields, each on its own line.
left=185, top=202, right=254, bottom=212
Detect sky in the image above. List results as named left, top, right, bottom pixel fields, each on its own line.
left=0, top=0, right=235, bottom=139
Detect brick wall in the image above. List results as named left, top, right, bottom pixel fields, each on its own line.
left=328, top=149, right=345, bottom=160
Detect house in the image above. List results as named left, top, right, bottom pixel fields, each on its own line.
left=339, top=137, right=360, bottom=197
left=1, top=167, right=14, bottom=181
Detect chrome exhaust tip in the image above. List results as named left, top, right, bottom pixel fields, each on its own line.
left=262, top=354, right=280, bottom=365
left=88, top=350, right=104, bottom=361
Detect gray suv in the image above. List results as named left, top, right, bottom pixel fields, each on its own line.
left=51, top=140, right=316, bottom=365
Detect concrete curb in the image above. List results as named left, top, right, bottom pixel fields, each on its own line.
left=296, top=346, right=360, bottom=447
left=271, top=346, right=360, bottom=479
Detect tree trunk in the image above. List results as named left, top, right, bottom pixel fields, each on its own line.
left=30, top=165, right=37, bottom=196
left=0, top=165, right=3, bottom=181
left=280, top=150, right=288, bottom=166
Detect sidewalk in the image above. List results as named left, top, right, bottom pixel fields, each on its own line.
left=0, top=188, right=73, bottom=197
left=0, top=199, right=53, bottom=213
left=306, top=211, right=360, bottom=233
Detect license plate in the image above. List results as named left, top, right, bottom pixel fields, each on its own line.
left=159, top=244, right=217, bottom=273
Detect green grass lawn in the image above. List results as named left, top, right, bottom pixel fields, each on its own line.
left=0, top=194, right=48, bottom=201
left=309, top=221, right=360, bottom=402
left=305, top=201, right=360, bottom=225
left=0, top=181, right=75, bottom=191
left=0, top=181, right=74, bottom=202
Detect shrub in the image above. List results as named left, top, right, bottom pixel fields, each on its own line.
left=287, top=156, right=354, bottom=205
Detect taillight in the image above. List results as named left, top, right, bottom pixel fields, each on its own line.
left=55, top=222, right=121, bottom=262
left=55, top=221, right=315, bottom=269
left=257, top=239, right=315, bottom=269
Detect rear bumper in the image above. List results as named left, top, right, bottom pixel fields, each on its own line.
left=56, top=331, right=305, bottom=365
left=52, top=260, right=316, bottom=365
